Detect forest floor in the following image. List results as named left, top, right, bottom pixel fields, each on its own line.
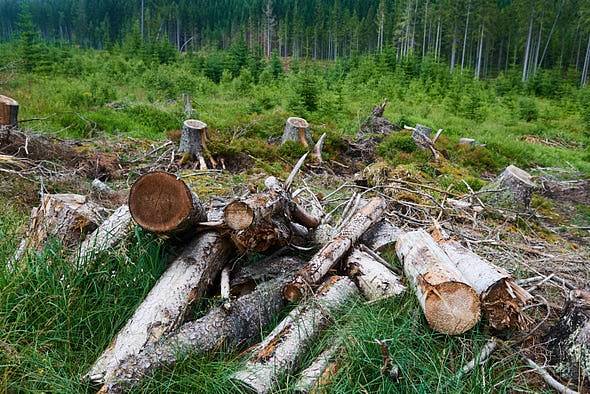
left=1, top=53, right=589, bottom=393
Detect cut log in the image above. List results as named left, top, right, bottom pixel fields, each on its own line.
left=283, top=197, right=387, bottom=302
left=77, top=205, right=134, bottom=264
left=223, top=176, right=319, bottom=252
left=85, top=231, right=233, bottom=385
left=480, top=165, right=536, bottom=210
left=179, top=119, right=208, bottom=169
left=546, top=289, right=590, bottom=385
left=293, top=340, right=342, bottom=394
left=396, top=229, right=481, bottom=335
left=282, top=117, right=313, bottom=147
left=233, top=276, right=359, bottom=394
left=360, top=219, right=402, bottom=252
left=0, top=95, right=18, bottom=126
left=346, top=248, right=405, bottom=301
left=128, top=171, right=206, bottom=236
left=8, top=194, right=106, bottom=268
left=438, top=240, right=532, bottom=330
left=98, top=257, right=304, bottom=394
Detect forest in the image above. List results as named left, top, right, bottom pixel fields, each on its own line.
left=0, top=1, right=589, bottom=394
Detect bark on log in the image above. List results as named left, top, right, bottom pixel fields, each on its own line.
left=233, top=276, right=359, bottom=394
left=179, top=119, right=208, bottom=169
left=282, top=117, right=313, bottom=147
left=346, top=248, right=405, bottom=301
left=360, top=219, right=402, bottom=252
left=480, top=165, right=536, bottom=210
left=128, top=171, right=206, bottom=236
left=293, top=340, right=342, bottom=394
left=438, top=240, right=532, bottom=330
left=98, top=257, right=304, bottom=394
left=9, top=194, right=106, bottom=268
left=0, top=95, right=18, bottom=126
left=283, top=197, right=387, bottom=302
left=546, top=289, right=590, bottom=385
left=85, top=231, right=233, bottom=385
left=540, top=178, right=590, bottom=205
left=223, top=176, right=319, bottom=252
left=396, top=230, right=481, bottom=335
left=77, top=205, right=134, bottom=264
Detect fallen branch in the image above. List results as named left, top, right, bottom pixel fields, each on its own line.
left=458, top=338, right=499, bottom=376
left=523, top=356, right=579, bottom=394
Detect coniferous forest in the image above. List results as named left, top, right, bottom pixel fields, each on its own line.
left=0, top=1, right=590, bottom=394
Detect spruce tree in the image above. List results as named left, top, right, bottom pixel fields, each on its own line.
left=17, top=4, right=41, bottom=72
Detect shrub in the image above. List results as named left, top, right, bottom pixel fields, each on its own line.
left=288, top=71, right=319, bottom=113
left=517, top=97, right=539, bottom=122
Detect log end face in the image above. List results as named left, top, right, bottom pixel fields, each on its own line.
left=282, top=282, right=303, bottom=302
left=183, top=119, right=207, bottom=130
left=483, top=279, right=530, bottom=331
left=287, top=117, right=309, bottom=129
left=128, top=172, right=194, bottom=233
left=224, top=201, right=254, bottom=230
left=425, top=282, right=481, bottom=335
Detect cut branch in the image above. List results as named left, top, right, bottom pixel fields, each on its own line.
left=294, top=340, right=342, bottom=394
left=360, top=219, right=402, bottom=252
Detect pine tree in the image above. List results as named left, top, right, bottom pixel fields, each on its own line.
left=270, top=50, right=283, bottom=78
left=17, top=4, right=42, bottom=72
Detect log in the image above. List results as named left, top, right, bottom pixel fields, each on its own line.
left=480, top=165, right=536, bottom=209
left=546, top=289, right=590, bottom=385
left=9, top=194, right=106, bottom=268
left=293, top=340, right=342, bottom=394
left=232, top=276, right=359, bottom=394
left=438, top=240, right=532, bottom=330
left=346, top=248, right=405, bottom=302
left=396, top=229, right=481, bottom=335
left=283, top=197, right=387, bottom=302
left=85, top=231, right=233, bottom=385
left=223, top=176, right=319, bottom=252
left=98, top=257, right=304, bottom=394
left=179, top=119, right=208, bottom=169
left=360, top=219, right=402, bottom=252
left=77, top=205, right=134, bottom=264
left=128, top=171, right=206, bottom=236
left=282, top=117, right=313, bottom=147
left=0, top=95, right=18, bottom=126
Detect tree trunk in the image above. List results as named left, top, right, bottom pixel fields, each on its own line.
left=9, top=194, right=106, bottom=269
left=98, top=257, right=304, bottom=394
left=128, top=171, right=207, bottom=237
left=85, top=231, right=233, bottom=385
left=233, top=276, right=359, bottom=394
left=438, top=240, right=532, bottom=330
left=396, top=229, right=481, bottom=335
left=77, top=205, right=134, bottom=264
left=346, top=248, right=405, bottom=301
left=461, top=1, right=471, bottom=72
left=0, top=95, right=18, bottom=127
left=522, top=9, right=534, bottom=82
left=546, top=289, right=590, bottom=385
left=282, top=117, right=313, bottom=147
left=479, top=165, right=536, bottom=210
left=179, top=119, right=209, bottom=169
left=293, top=340, right=342, bottom=394
left=283, top=197, right=386, bottom=301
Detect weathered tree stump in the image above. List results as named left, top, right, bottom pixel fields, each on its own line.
left=281, top=117, right=313, bottom=147
left=233, top=276, right=359, bottom=394
left=546, top=289, right=590, bottom=385
left=346, top=248, right=405, bottom=301
left=438, top=240, right=532, bottom=330
left=128, top=171, right=206, bottom=237
left=412, top=124, right=440, bottom=161
left=480, top=165, right=536, bottom=210
left=0, top=95, right=18, bottom=127
left=396, top=229, right=481, bottom=335
left=179, top=119, right=208, bottom=169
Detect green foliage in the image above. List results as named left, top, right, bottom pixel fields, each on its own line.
left=377, top=132, right=430, bottom=165
left=269, top=51, right=283, bottom=79
left=517, top=97, right=539, bottom=122
left=225, top=39, right=248, bottom=78
left=289, top=70, right=319, bottom=113
left=17, top=4, right=44, bottom=72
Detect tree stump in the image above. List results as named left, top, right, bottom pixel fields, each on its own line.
left=0, top=95, right=18, bottom=127
left=128, top=171, right=207, bottom=237
left=546, top=289, right=590, bottom=385
left=412, top=124, right=440, bottom=161
left=281, top=117, right=313, bottom=147
left=179, top=119, right=208, bottom=169
left=480, top=165, right=537, bottom=210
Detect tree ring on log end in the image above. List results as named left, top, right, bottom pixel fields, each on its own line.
left=129, top=172, right=194, bottom=233
left=424, top=281, right=481, bottom=335
left=282, top=283, right=303, bottom=302
left=183, top=119, right=207, bottom=130
left=505, top=164, right=536, bottom=187
left=224, top=202, right=254, bottom=230
left=287, top=117, right=309, bottom=128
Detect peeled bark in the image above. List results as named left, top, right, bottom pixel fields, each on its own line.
left=283, top=197, right=386, bottom=302
left=179, top=119, right=208, bottom=169
left=9, top=194, right=106, bottom=268
left=396, top=230, right=481, bottom=335
left=438, top=240, right=532, bottom=330
left=360, top=219, right=402, bottom=252
left=0, top=95, right=18, bottom=126
left=77, top=205, right=134, bottom=264
left=480, top=165, right=536, bottom=210
left=98, top=257, right=304, bottom=394
left=233, top=276, right=359, bottom=394
left=346, top=248, right=405, bottom=301
left=85, top=231, right=233, bottom=385
left=294, top=340, right=342, bottom=394
left=282, top=117, right=313, bottom=147
left=128, top=171, right=206, bottom=236
left=546, top=289, right=590, bottom=385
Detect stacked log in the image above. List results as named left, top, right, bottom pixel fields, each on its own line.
left=293, top=340, right=342, bottom=394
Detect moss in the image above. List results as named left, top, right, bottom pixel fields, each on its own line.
left=377, top=132, right=431, bottom=166
left=277, top=141, right=309, bottom=161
